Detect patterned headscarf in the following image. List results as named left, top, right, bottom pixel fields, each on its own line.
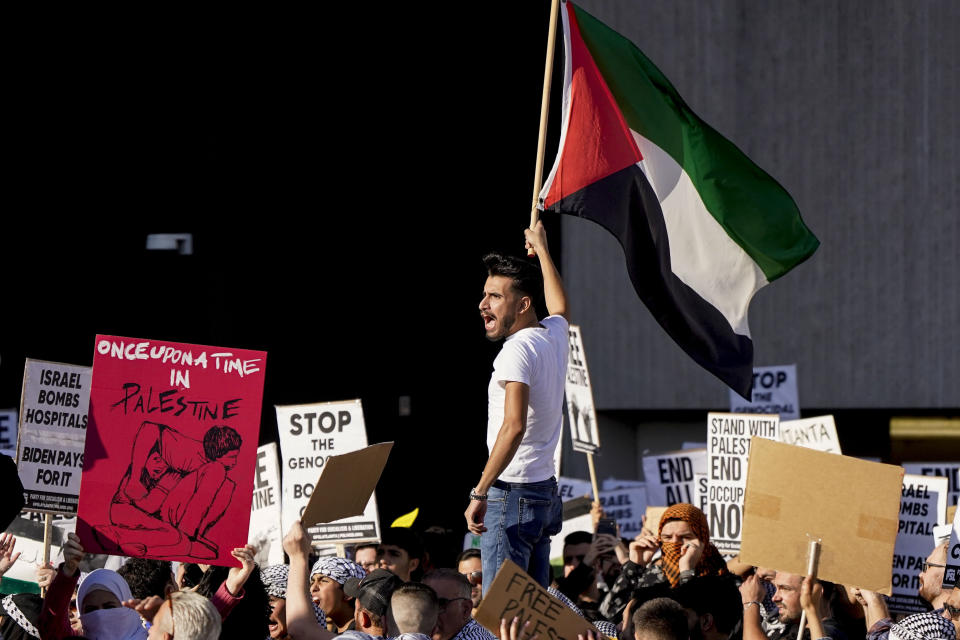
left=1, top=594, right=42, bottom=639
left=260, top=564, right=327, bottom=625
left=889, top=611, right=956, bottom=640
left=658, top=503, right=728, bottom=587
left=311, top=557, right=366, bottom=585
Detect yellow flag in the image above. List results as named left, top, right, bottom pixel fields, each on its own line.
left=391, top=507, right=419, bottom=528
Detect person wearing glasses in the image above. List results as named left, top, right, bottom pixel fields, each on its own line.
left=455, top=549, right=482, bottom=615
left=918, top=541, right=951, bottom=611
left=422, top=569, right=495, bottom=640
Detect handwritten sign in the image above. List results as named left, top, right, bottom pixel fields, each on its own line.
left=276, top=399, right=382, bottom=545
left=16, top=360, right=91, bottom=514
left=903, top=463, right=960, bottom=508
left=728, top=365, right=799, bottom=420
left=249, top=443, right=284, bottom=567
left=888, top=475, right=948, bottom=613
left=565, top=325, right=600, bottom=453
left=707, top=413, right=780, bottom=554
left=740, top=439, right=904, bottom=594
left=779, top=415, right=841, bottom=454
left=642, top=449, right=707, bottom=506
left=76, top=336, right=266, bottom=565
left=475, top=559, right=593, bottom=640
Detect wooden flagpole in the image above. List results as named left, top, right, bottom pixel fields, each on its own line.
left=528, top=0, right=562, bottom=255
left=586, top=452, right=600, bottom=502
left=41, top=513, right=52, bottom=597
left=795, top=538, right=822, bottom=640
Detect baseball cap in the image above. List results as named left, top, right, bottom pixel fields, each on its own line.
left=343, top=569, right=404, bottom=617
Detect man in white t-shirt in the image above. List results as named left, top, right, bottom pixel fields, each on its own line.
left=465, top=220, right=568, bottom=595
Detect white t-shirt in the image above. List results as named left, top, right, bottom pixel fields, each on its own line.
left=486, top=315, right=569, bottom=483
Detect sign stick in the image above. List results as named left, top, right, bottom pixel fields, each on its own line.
left=796, top=539, right=822, bottom=640
left=586, top=452, right=600, bottom=503
left=528, top=0, right=561, bottom=255
left=41, top=513, right=52, bottom=597
left=336, top=543, right=346, bottom=558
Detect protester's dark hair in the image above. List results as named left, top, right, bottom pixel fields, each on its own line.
left=381, top=527, right=425, bottom=562
left=632, top=597, right=690, bottom=640
left=564, top=531, right=593, bottom=547
left=423, top=568, right=472, bottom=599
left=456, top=548, right=481, bottom=564
left=203, top=426, right=242, bottom=460
left=180, top=562, right=205, bottom=589
left=671, top=575, right=742, bottom=634
left=356, top=542, right=378, bottom=553
left=117, top=558, right=174, bottom=600
left=482, top=253, right=545, bottom=317
left=195, top=564, right=270, bottom=640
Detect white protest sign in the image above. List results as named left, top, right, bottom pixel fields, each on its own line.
left=550, top=513, right=593, bottom=565
left=602, top=478, right=644, bottom=491
left=558, top=477, right=593, bottom=502
left=2, top=513, right=67, bottom=583
left=598, top=485, right=647, bottom=539
left=642, top=449, right=706, bottom=506
left=565, top=325, right=600, bottom=453
left=729, top=365, right=799, bottom=420
left=779, top=415, right=841, bottom=454
left=888, top=474, right=948, bottom=613
left=276, top=399, right=381, bottom=545
left=0, top=408, right=18, bottom=456
left=944, top=505, right=960, bottom=588
left=707, top=412, right=780, bottom=554
left=903, top=463, right=960, bottom=508
left=694, top=473, right=708, bottom=513
left=249, top=443, right=284, bottom=567
left=16, top=360, right=91, bottom=514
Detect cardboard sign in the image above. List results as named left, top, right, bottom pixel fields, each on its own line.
left=475, top=559, right=594, bottom=640
left=948, top=505, right=957, bottom=527
left=707, top=413, right=780, bottom=554
left=16, top=360, right=91, bottom=514
left=903, top=463, right=960, bottom=508
left=76, top=336, right=267, bottom=566
left=643, top=449, right=707, bottom=506
left=276, top=399, right=383, bottom=545
left=645, top=506, right=667, bottom=533
left=740, top=438, right=904, bottom=594
left=779, top=415, right=841, bottom=454
left=249, top=443, right=284, bottom=567
left=729, top=365, right=799, bottom=419
left=944, top=505, right=960, bottom=588
left=888, top=475, right=948, bottom=613
left=564, top=325, right=600, bottom=453
left=599, top=485, right=647, bottom=539
left=0, top=408, right=18, bottom=456
left=558, top=476, right=593, bottom=502
left=301, top=442, right=392, bottom=531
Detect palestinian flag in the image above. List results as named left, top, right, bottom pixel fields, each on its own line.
left=540, top=2, right=819, bottom=399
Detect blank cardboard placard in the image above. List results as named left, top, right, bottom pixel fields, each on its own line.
left=301, top=442, right=393, bottom=528
left=740, top=438, right=903, bottom=594
left=646, top=506, right=667, bottom=532
left=948, top=505, right=957, bottom=527
left=475, top=559, right=593, bottom=639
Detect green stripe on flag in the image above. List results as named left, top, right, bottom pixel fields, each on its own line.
left=571, top=4, right=818, bottom=282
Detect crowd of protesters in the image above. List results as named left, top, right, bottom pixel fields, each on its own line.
left=0, top=500, right=957, bottom=640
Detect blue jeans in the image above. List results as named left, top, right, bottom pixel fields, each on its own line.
left=480, top=477, right=563, bottom=596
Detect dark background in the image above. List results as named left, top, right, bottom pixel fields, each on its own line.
left=2, top=4, right=565, bottom=539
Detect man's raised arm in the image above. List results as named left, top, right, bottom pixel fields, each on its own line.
left=524, top=220, right=568, bottom=319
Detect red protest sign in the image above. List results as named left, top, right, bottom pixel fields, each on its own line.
left=76, top=336, right=267, bottom=566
